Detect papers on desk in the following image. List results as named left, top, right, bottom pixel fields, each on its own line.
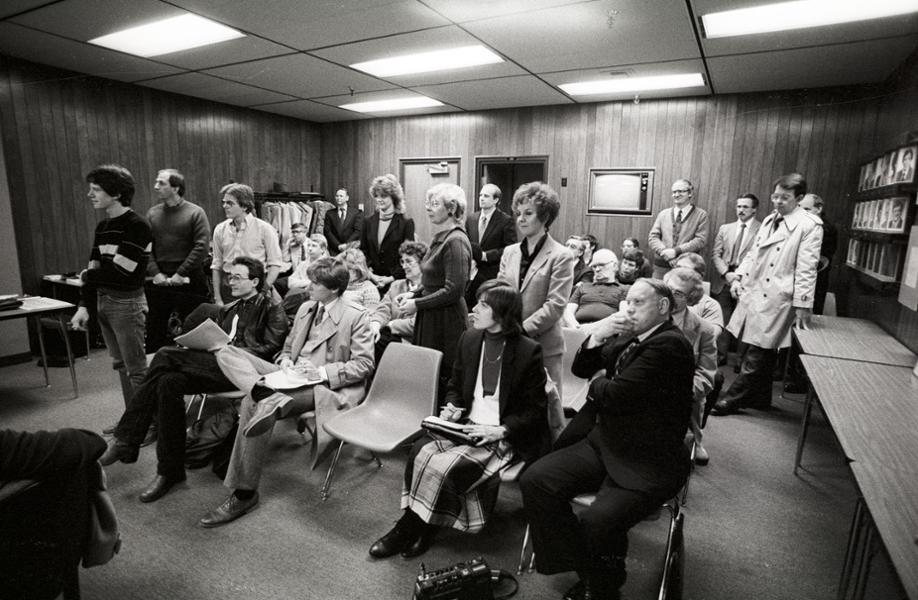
left=173, top=318, right=232, bottom=352
left=0, top=295, right=23, bottom=310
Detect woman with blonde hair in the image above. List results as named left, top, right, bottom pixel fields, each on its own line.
left=361, top=174, right=415, bottom=293
left=338, top=247, right=381, bottom=309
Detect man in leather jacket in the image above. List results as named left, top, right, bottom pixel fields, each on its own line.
left=98, top=257, right=288, bottom=503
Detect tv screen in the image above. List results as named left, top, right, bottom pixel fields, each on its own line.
left=588, top=168, right=655, bottom=216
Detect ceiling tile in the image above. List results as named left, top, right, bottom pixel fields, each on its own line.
left=691, top=0, right=918, bottom=57
left=0, top=22, right=184, bottom=82
left=0, top=0, right=52, bottom=20
left=414, top=75, right=572, bottom=111
left=312, top=26, right=528, bottom=87
left=253, top=99, right=371, bottom=123
left=12, top=0, right=186, bottom=41
left=149, top=37, right=293, bottom=71
left=203, top=53, right=395, bottom=99
left=138, top=72, right=298, bottom=106
left=708, top=37, right=918, bottom=94
left=464, top=0, right=701, bottom=73
left=168, top=0, right=449, bottom=50
left=540, top=58, right=710, bottom=102
left=421, top=0, right=584, bottom=23
left=319, top=89, right=460, bottom=119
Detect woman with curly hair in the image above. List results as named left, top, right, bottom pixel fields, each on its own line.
left=361, top=174, right=415, bottom=294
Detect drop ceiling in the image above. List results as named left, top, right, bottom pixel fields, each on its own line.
left=0, top=0, right=915, bottom=123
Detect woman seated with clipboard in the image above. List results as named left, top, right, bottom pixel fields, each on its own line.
left=368, top=280, right=552, bottom=559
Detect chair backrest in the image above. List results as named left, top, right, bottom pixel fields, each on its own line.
left=364, top=343, right=443, bottom=425
left=560, top=327, right=590, bottom=411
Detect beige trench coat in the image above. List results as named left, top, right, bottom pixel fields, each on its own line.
left=727, top=206, right=823, bottom=349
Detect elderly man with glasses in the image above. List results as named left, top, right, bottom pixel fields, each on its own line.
left=562, top=249, right=628, bottom=335
left=647, top=179, right=709, bottom=279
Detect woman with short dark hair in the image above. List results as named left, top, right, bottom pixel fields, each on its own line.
left=368, top=281, right=550, bottom=559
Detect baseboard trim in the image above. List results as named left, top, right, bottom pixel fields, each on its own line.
left=0, top=352, right=32, bottom=367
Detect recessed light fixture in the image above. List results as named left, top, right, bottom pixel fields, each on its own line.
left=350, top=45, right=503, bottom=77
left=89, top=14, right=245, bottom=57
left=701, top=0, right=918, bottom=39
left=559, top=73, right=705, bottom=96
left=339, top=96, right=445, bottom=113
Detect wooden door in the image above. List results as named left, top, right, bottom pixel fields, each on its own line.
left=400, top=157, right=460, bottom=245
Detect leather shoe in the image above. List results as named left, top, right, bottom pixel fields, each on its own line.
left=694, top=443, right=710, bottom=466
left=199, top=492, right=259, bottom=528
left=139, top=474, right=184, bottom=503
left=99, top=441, right=138, bottom=466
left=140, top=424, right=158, bottom=447
left=243, top=392, right=293, bottom=438
left=369, top=522, right=419, bottom=559
left=401, top=526, right=436, bottom=558
left=712, top=399, right=740, bottom=416
left=562, top=576, right=623, bottom=600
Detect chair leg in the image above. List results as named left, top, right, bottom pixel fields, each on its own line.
left=371, top=451, right=382, bottom=469
left=658, top=501, right=684, bottom=600
left=681, top=451, right=693, bottom=507
left=320, top=440, right=345, bottom=501
left=517, top=523, right=531, bottom=575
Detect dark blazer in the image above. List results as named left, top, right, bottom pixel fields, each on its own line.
left=324, top=207, right=365, bottom=251
left=444, top=330, right=551, bottom=464
left=361, top=213, right=415, bottom=280
left=466, top=209, right=516, bottom=281
left=564, top=321, right=694, bottom=496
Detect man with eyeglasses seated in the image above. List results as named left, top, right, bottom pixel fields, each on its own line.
left=714, top=173, right=822, bottom=415
left=198, top=257, right=374, bottom=527
left=562, top=249, right=627, bottom=335
left=648, top=179, right=709, bottom=279
left=98, top=257, right=287, bottom=503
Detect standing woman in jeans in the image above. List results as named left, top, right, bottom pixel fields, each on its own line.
left=361, top=174, right=415, bottom=294
left=398, top=183, right=472, bottom=399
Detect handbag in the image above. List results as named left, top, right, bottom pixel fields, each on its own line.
left=82, top=462, right=121, bottom=567
left=413, top=556, right=518, bottom=600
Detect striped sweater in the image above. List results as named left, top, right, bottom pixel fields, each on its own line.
left=80, top=210, right=152, bottom=307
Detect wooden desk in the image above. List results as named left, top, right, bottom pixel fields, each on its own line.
left=0, top=296, right=79, bottom=396
left=793, top=315, right=916, bottom=367
left=796, top=356, right=918, bottom=474
left=846, top=461, right=918, bottom=600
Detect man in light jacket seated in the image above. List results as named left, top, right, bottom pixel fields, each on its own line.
left=199, top=257, right=374, bottom=527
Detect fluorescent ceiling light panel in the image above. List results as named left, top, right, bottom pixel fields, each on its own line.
left=350, top=45, right=503, bottom=77
left=559, top=73, right=706, bottom=96
left=702, top=0, right=918, bottom=39
left=339, top=96, right=444, bottom=113
left=89, top=14, right=245, bottom=57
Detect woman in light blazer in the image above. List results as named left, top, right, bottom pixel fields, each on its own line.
left=498, top=182, right=574, bottom=396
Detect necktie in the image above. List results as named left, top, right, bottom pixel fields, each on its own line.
left=771, top=215, right=784, bottom=234
left=672, top=209, right=683, bottom=241
left=339, top=208, right=345, bottom=222
left=614, top=338, right=640, bottom=375
left=479, top=214, right=488, bottom=241
left=300, top=245, right=306, bottom=262
left=315, top=303, right=324, bottom=325
left=676, top=209, right=683, bottom=223
left=729, top=223, right=746, bottom=266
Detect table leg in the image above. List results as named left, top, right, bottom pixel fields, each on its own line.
left=838, top=498, right=865, bottom=600
left=56, top=312, right=78, bottom=397
left=32, top=314, right=50, bottom=387
left=793, top=382, right=816, bottom=475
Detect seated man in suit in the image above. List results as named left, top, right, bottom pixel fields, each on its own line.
left=198, top=257, right=374, bottom=527
left=563, top=249, right=627, bottom=334
left=99, top=257, right=287, bottom=503
left=520, top=278, right=694, bottom=600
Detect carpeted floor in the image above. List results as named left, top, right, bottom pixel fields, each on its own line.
left=0, top=350, right=907, bottom=599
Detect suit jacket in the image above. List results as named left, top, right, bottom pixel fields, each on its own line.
left=361, top=213, right=415, bottom=280
left=711, top=218, right=761, bottom=294
left=647, top=205, right=709, bottom=268
left=727, top=207, right=822, bottom=349
left=565, top=321, right=694, bottom=496
left=324, top=207, right=365, bottom=251
left=444, top=330, right=551, bottom=464
left=466, top=209, right=516, bottom=281
left=498, top=235, right=575, bottom=357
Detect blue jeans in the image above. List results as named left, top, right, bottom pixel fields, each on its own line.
left=97, top=292, right=149, bottom=405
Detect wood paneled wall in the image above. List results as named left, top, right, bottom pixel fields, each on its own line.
left=840, top=52, right=918, bottom=352
left=321, top=87, right=882, bottom=281
left=0, top=55, right=322, bottom=294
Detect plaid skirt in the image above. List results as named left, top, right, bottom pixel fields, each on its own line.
left=401, top=435, right=516, bottom=533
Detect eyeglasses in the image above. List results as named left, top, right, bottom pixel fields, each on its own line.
left=590, top=262, right=614, bottom=270
left=770, top=193, right=794, bottom=201
left=227, top=274, right=250, bottom=282
left=672, top=189, right=691, bottom=196
left=424, top=199, right=443, bottom=208
left=399, top=258, right=418, bottom=266
left=671, top=289, right=687, bottom=299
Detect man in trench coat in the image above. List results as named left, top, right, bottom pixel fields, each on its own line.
left=713, top=173, right=823, bottom=415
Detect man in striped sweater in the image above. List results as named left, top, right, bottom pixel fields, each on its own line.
left=71, top=164, right=152, bottom=429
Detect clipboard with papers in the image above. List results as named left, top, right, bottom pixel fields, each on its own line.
left=173, top=317, right=235, bottom=352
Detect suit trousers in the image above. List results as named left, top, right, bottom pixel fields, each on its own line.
left=719, top=343, right=776, bottom=408
left=520, top=437, right=662, bottom=575
left=214, top=346, right=315, bottom=491
left=115, top=346, right=237, bottom=479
